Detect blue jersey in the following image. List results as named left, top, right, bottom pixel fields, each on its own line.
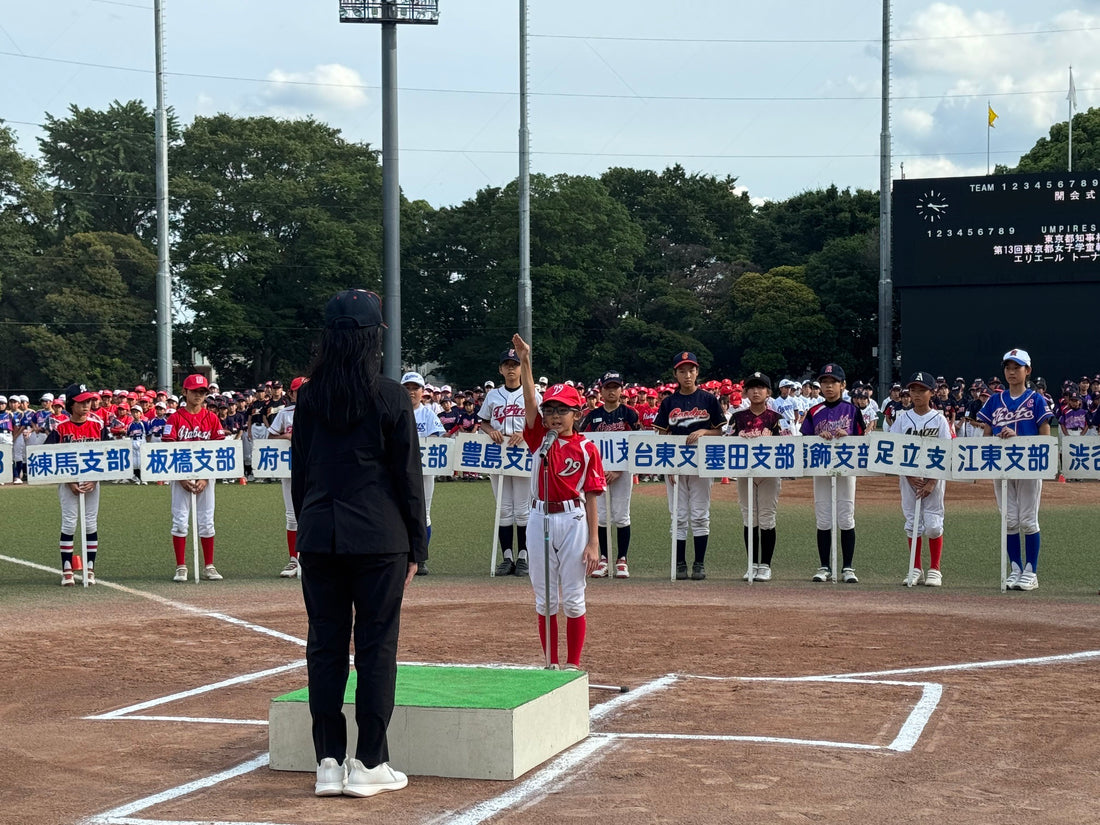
left=127, top=419, right=148, bottom=440
left=977, top=389, right=1053, bottom=436
left=0, top=411, right=12, bottom=434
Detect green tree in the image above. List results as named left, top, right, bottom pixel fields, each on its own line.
left=17, top=232, right=157, bottom=388
left=38, top=100, right=179, bottom=239
left=726, top=270, right=834, bottom=378
left=802, top=232, right=880, bottom=380
left=1003, top=107, right=1100, bottom=173
left=172, top=115, right=384, bottom=386
left=748, top=185, right=879, bottom=271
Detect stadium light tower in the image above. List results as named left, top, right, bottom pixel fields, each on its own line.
left=340, top=1, right=439, bottom=379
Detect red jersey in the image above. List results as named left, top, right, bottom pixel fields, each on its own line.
left=163, top=407, right=226, bottom=442
left=523, top=417, right=606, bottom=503
left=46, top=418, right=107, bottom=444
left=636, top=403, right=659, bottom=430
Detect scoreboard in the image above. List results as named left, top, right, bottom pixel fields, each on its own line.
left=893, top=172, right=1100, bottom=287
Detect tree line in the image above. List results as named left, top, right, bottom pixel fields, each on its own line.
left=1, top=100, right=1091, bottom=391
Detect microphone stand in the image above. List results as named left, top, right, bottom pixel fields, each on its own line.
left=542, top=436, right=553, bottom=669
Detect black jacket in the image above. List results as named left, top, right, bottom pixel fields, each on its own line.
left=291, top=377, right=428, bottom=561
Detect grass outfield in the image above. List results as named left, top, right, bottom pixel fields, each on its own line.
left=1, top=477, right=1098, bottom=599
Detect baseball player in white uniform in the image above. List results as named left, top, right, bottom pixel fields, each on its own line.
left=403, top=371, right=445, bottom=576
left=267, top=377, right=304, bottom=578
left=479, top=348, right=541, bottom=577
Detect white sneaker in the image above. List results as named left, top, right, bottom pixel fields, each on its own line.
left=591, top=557, right=609, bottom=578
left=280, top=558, right=300, bottom=578
left=202, top=564, right=223, bottom=581
left=742, top=564, right=758, bottom=582
left=924, top=568, right=942, bottom=587
left=755, top=564, right=772, bottom=582
left=1006, top=562, right=1022, bottom=590
left=842, top=567, right=859, bottom=584
left=173, top=565, right=188, bottom=583
left=61, top=570, right=75, bottom=586
left=614, top=559, right=630, bottom=578
left=85, top=567, right=97, bottom=585
left=1017, top=570, right=1039, bottom=591
left=343, top=759, right=408, bottom=797
left=315, top=757, right=346, bottom=796
left=903, top=567, right=923, bottom=587
left=812, top=566, right=831, bottom=583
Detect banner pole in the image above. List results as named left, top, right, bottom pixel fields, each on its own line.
left=908, top=491, right=921, bottom=587
left=746, top=479, right=754, bottom=585
left=830, top=475, right=838, bottom=583
left=670, top=477, right=679, bottom=582
left=1000, top=478, right=1008, bottom=593
left=191, top=490, right=200, bottom=583
left=490, top=473, right=505, bottom=576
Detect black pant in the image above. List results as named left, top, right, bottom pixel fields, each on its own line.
left=299, top=552, right=408, bottom=766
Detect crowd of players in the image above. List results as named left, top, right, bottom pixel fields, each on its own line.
left=3, top=370, right=1099, bottom=485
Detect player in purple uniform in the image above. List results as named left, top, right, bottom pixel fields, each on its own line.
left=581, top=371, right=640, bottom=578
left=653, top=352, right=726, bottom=580
left=976, top=349, right=1053, bottom=591
left=801, top=363, right=866, bottom=583
left=1059, top=392, right=1088, bottom=435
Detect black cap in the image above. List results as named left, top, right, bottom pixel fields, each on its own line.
left=499, top=348, right=520, bottom=365
left=743, top=372, right=772, bottom=390
left=906, top=371, right=936, bottom=390
left=324, top=289, right=385, bottom=329
left=600, top=371, right=624, bottom=387
left=64, top=383, right=98, bottom=404
left=818, top=363, right=846, bottom=382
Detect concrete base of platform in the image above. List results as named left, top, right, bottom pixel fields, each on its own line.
left=269, top=665, right=589, bottom=780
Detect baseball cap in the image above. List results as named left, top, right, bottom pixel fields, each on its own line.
left=673, top=351, right=699, bottom=369
left=0, top=395, right=6, bottom=403
left=600, top=371, right=624, bottom=387
left=40, top=393, right=54, bottom=402
left=540, top=383, right=584, bottom=410
left=290, top=377, right=306, bottom=392
left=271, top=380, right=282, bottom=389
left=324, top=288, right=385, bottom=329
left=155, top=400, right=167, bottom=409
left=484, top=380, right=495, bottom=389
left=1002, top=348, right=1031, bottom=367
left=818, top=363, right=845, bottom=382
left=743, top=372, right=772, bottom=390
left=906, top=371, right=936, bottom=390
left=182, top=374, right=210, bottom=391
left=51, top=398, right=64, bottom=406
left=400, top=371, right=426, bottom=388
left=63, top=383, right=98, bottom=404
left=499, top=348, right=520, bottom=365
left=537, top=376, right=549, bottom=386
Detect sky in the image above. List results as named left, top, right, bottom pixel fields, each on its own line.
left=1, top=1, right=1097, bottom=208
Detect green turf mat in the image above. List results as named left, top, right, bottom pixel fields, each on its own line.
left=273, top=665, right=584, bottom=709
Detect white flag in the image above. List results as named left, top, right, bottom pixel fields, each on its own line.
left=1068, top=67, right=1078, bottom=110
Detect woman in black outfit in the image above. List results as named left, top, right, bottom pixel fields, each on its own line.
left=291, top=288, right=427, bottom=798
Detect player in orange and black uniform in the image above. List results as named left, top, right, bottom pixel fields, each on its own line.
left=46, top=384, right=108, bottom=586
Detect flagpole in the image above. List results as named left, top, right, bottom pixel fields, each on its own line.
left=1068, top=66, right=1074, bottom=172
left=987, top=100, right=991, bottom=175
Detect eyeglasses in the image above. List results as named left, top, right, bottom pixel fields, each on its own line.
left=541, top=406, right=574, bottom=417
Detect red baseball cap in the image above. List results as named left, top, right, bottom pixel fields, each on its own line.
left=182, top=374, right=210, bottom=391
left=290, top=376, right=306, bottom=392
left=540, top=383, right=584, bottom=410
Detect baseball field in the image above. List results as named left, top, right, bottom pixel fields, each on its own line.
left=3, top=476, right=1100, bottom=824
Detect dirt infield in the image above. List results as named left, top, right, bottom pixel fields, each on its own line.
left=4, top=566, right=1100, bottom=825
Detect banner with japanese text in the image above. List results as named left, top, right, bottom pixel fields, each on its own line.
left=695, top=435, right=801, bottom=478
left=0, top=443, right=10, bottom=484
left=1059, top=436, right=1100, bottom=480
left=26, top=442, right=136, bottom=484
left=950, top=436, right=1058, bottom=480
left=455, top=433, right=534, bottom=477
left=864, top=433, right=953, bottom=480
left=252, top=439, right=291, bottom=479
left=142, top=441, right=244, bottom=482
left=582, top=432, right=633, bottom=472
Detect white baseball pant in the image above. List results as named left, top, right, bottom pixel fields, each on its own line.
left=490, top=474, right=531, bottom=527
left=131, top=439, right=142, bottom=477
left=899, top=478, right=944, bottom=538
left=813, top=475, right=856, bottom=530
left=58, top=483, right=100, bottom=534
left=597, top=470, right=632, bottom=528
left=666, top=475, right=712, bottom=539
left=736, top=477, right=781, bottom=529
left=170, top=480, right=215, bottom=537
left=280, top=478, right=297, bottom=531
left=12, top=432, right=23, bottom=462
left=994, top=478, right=1042, bottom=534
left=240, top=429, right=253, bottom=468
left=527, top=502, right=588, bottom=619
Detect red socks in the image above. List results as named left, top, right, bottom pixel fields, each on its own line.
left=928, top=536, right=943, bottom=570
left=200, top=536, right=215, bottom=566
left=172, top=535, right=187, bottom=566
left=566, top=615, right=586, bottom=667
left=287, top=529, right=297, bottom=557
left=907, top=536, right=923, bottom=568
left=537, top=614, right=559, bottom=665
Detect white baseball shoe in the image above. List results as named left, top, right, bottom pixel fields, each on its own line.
left=812, top=566, right=831, bottom=583
left=614, top=559, right=630, bottom=578
left=173, top=565, right=188, bottom=583
left=1005, top=562, right=1022, bottom=590
left=344, top=760, right=407, bottom=797
left=1017, top=569, right=1039, bottom=591
left=61, top=570, right=75, bottom=587
left=279, top=558, right=300, bottom=578
left=202, top=564, right=223, bottom=581
left=315, top=757, right=346, bottom=796
left=924, top=568, right=942, bottom=587
left=903, top=567, right=924, bottom=587
left=755, top=564, right=772, bottom=582
left=842, top=567, right=859, bottom=584
left=591, top=557, right=609, bottom=578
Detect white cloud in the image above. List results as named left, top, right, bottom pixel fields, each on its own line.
left=259, top=63, right=370, bottom=115
left=899, top=107, right=935, bottom=136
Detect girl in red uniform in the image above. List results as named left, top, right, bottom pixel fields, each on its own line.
left=512, top=333, right=605, bottom=670
left=46, top=384, right=108, bottom=585
left=163, top=374, right=226, bottom=581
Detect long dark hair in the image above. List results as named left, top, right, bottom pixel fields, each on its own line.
left=300, top=325, right=383, bottom=430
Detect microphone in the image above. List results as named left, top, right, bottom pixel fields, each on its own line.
left=537, top=429, right=558, bottom=458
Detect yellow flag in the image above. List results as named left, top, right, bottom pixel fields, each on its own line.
left=988, top=105, right=998, bottom=128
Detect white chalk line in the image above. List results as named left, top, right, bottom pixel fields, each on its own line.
left=102, top=715, right=269, bottom=726
left=595, top=731, right=881, bottom=751
left=817, top=648, right=1100, bottom=680
left=0, top=553, right=308, bottom=648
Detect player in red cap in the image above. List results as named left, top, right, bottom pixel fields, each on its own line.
left=512, top=334, right=605, bottom=670
left=163, top=374, right=227, bottom=581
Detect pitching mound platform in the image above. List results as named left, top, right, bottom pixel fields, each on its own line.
left=269, top=664, right=589, bottom=780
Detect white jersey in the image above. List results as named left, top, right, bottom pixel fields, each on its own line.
left=413, top=404, right=445, bottom=438
left=478, top=385, right=540, bottom=436
left=889, top=407, right=952, bottom=440
left=267, top=403, right=295, bottom=437
left=773, top=394, right=797, bottom=433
